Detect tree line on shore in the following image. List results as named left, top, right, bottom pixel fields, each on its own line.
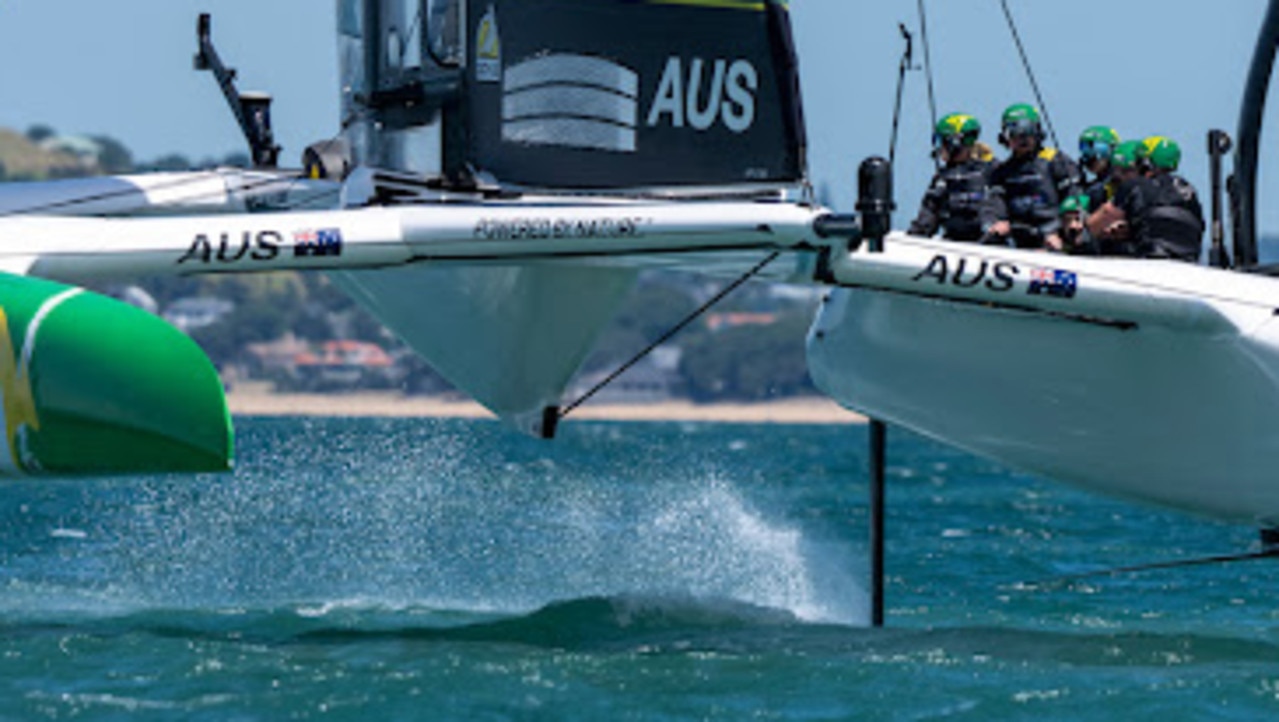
left=0, top=124, right=248, bottom=182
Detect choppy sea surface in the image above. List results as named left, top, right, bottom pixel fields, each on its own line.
left=2, top=416, right=1278, bottom=720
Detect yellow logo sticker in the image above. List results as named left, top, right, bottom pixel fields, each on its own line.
left=0, top=307, right=39, bottom=472
left=0, top=288, right=80, bottom=474
left=475, top=4, right=502, bottom=83
left=944, top=114, right=974, bottom=136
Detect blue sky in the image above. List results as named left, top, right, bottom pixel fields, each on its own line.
left=0, top=1, right=1273, bottom=225
left=0, top=1, right=337, bottom=163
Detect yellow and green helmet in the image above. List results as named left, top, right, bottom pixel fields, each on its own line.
left=1111, top=140, right=1146, bottom=169
left=1079, top=126, right=1120, bottom=163
left=1143, top=136, right=1181, bottom=171
left=934, top=113, right=982, bottom=150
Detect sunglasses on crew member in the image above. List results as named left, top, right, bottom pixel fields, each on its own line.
left=1002, top=120, right=1038, bottom=139
left=932, top=133, right=967, bottom=151
left=1080, top=140, right=1112, bottom=162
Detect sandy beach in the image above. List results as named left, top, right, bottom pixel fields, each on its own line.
left=225, top=382, right=865, bottom=424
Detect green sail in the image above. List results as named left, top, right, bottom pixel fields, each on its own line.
left=0, top=274, right=232, bottom=476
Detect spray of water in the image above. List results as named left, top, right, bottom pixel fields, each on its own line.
left=0, top=419, right=868, bottom=625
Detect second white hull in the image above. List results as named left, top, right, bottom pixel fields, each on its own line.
left=808, top=235, right=1279, bottom=525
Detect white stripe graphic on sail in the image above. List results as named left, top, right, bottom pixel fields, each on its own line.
left=504, top=54, right=639, bottom=97
left=503, top=86, right=638, bottom=126
left=501, top=53, right=639, bottom=153
left=503, top=118, right=637, bottom=153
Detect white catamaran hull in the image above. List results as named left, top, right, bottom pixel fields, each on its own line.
left=808, top=233, right=1279, bottom=525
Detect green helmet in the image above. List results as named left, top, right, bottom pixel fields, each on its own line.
left=1060, top=194, right=1091, bottom=215
left=1001, top=103, right=1043, bottom=140
left=1111, top=140, right=1145, bottom=170
left=1079, top=126, right=1120, bottom=163
left=1143, top=136, right=1181, bottom=171
left=934, top=113, right=981, bottom=150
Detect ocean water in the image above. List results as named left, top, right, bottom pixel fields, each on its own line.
left=1, top=416, right=1278, bottom=720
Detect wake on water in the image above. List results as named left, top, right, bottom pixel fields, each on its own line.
left=6, top=419, right=1279, bottom=676
left=0, top=418, right=868, bottom=630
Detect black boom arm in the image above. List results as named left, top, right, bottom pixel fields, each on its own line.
left=194, top=13, right=281, bottom=168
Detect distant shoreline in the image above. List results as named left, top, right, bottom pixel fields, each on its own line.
left=225, top=383, right=865, bottom=425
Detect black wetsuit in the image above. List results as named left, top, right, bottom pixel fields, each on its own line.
left=1114, top=174, right=1204, bottom=261
left=1084, top=169, right=1115, bottom=213
left=1063, top=225, right=1100, bottom=256
left=908, top=159, right=996, bottom=241
left=1146, top=173, right=1205, bottom=261
left=989, top=149, right=1083, bottom=248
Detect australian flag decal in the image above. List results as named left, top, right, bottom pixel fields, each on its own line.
left=1027, top=268, right=1078, bottom=299
left=294, top=228, right=344, bottom=258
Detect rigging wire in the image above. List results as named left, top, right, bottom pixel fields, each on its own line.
left=888, top=23, right=916, bottom=168
left=917, top=0, right=939, bottom=134
left=999, top=0, right=1061, bottom=150
left=1033, top=547, right=1279, bottom=587
left=917, top=0, right=942, bottom=172
left=558, top=250, right=782, bottom=419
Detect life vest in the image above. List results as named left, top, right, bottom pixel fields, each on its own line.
left=908, top=159, right=993, bottom=242
left=1143, top=174, right=1205, bottom=261
left=990, top=149, right=1081, bottom=244
left=936, top=159, right=993, bottom=241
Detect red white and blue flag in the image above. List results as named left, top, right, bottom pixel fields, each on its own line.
left=1027, top=268, right=1078, bottom=299
left=293, top=228, right=344, bottom=257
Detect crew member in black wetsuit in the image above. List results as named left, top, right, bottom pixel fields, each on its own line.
left=907, top=113, right=997, bottom=242
left=1078, top=125, right=1120, bottom=211
left=987, top=104, right=1083, bottom=251
left=1136, top=136, right=1205, bottom=261
left=1086, top=138, right=1204, bottom=261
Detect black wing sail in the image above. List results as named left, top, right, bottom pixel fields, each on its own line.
left=464, top=0, right=805, bottom=190
left=341, top=0, right=805, bottom=190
